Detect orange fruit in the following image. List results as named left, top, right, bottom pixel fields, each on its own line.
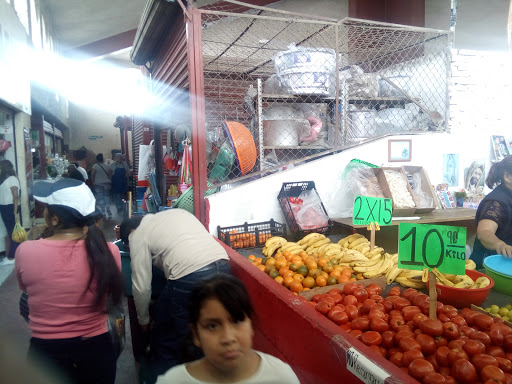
left=298, top=250, right=307, bottom=258
left=283, top=276, right=294, bottom=287
left=318, top=256, right=329, bottom=267
left=322, top=263, right=334, bottom=274
left=320, top=271, right=329, bottom=279
left=341, top=268, right=353, bottom=277
left=274, top=252, right=283, bottom=259
left=289, top=263, right=299, bottom=272
left=291, top=256, right=302, bottom=265
left=292, top=273, right=305, bottom=282
left=338, top=275, right=350, bottom=283
left=266, top=258, right=276, bottom=267
left=269, top=269, right=279, bottom=279
left=303, top=287, right=310, bottom=291
left=284, top=253, right=293, bottom=262
left=329, top=270, right=342, bottom=280
left=278, top=267, right=289, bottom=277
left=248, top=255, right=256, bottom=262
left=257, top=265, right=266, bottom=272
left=283, top=270, right=295, bottom=279
left=308, top=268, right=319, bottom=278
left=356, top=273, right=364, bottom=280
left=306, top=260, right=318, bottom=271
left=316, top=275, right=327, bottom=287
left=297, top=265, right=309, bottom=277
left=254, top=257, right=262, bottom=266
left=274, top=276, right=284, bottom=285
left=303, top=276, right=316, bottom=288
left=327, top=276, right=338, bottom=286
left=282, top=250, right=291, bottom=258
left=289, top=280, right=304, bottom=293
left=275, top=258, right=287, bottom=270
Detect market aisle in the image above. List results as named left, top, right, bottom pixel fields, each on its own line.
left=0, top=212, right=138, bottom=384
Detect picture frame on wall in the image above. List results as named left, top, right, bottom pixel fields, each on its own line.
left=388, top=139, right=412, bottom=162
left=491, top=135, right=510, bottom=161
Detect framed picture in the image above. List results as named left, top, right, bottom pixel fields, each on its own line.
left=491, top=135, right=510, bottom=160
left=388, top=139, right=412, bottom=162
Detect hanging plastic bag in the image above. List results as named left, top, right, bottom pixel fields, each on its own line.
left=295, top=190, right=329, bottom=230
left=12, top=222, right=28, bottom=243
left=138, top=140, right=155, bottom=182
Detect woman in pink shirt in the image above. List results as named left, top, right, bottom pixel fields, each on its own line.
left=15, top=178, right=123, bottom=384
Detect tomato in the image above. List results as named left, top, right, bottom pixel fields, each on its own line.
left=408, top=358, right=435, bottom=381
left=329, top=293, right=343, bottom=305
left=389, top=351, right=403, bottom=367
left=451, top=359, right=477, bottom=384
left=463, top=339, right=486, bottom=356
left=443, top=376, right=456, bottom=384
left=402, top=349, right=424, bottom=367
left=439, top=366, right=451, bottom=376
left=420, top=319, right=444, bottom=337
left=343, top=294, right=358, bottom=306
left=418, top=300, right=432, bottom=315
left=443, top=321, right=460, bottom=340
left=423, top=372, right=447, bottom=384
left=434, top=336, right=448, bottom=348
left=426, top=353, right=440, bottom=371
left=393, top=297, right=411, bottom=312
left=505, top=335, right=512, bottom=352
left=343, top=282, right=359, bottom=295
left=413, top=313, right=429, bottom=328
left=460, top=325, right=477, bottom=338
left=348, top=329, right=363, bottom=339
left=368, top=345, right=386, bottom=358
left=320, top=295, right=336, bottom=307
left=370, top=303, right=386, bottom=313
left=395, top=330, right=415, bottom=344
left=345, top=304, right=359, bottom=321
left=312, top=294, right=327, bottom=303
left=489, top=327, right=505, bottom=346
left=315, top=300, right=332, bottom=315
left=382, top=300, right=394, bottom=313
left=399, top=337, right=421, bottom=352
left=327, top=288, right=343, bottom=296
left=493, top=323, right=512, bottom=337
left=360, top=331, right=382, bottom=346
left=471, top=354, right=499, bottom=371
left=334, top=304, right=346, bottom=312
left=381, top=330, right=396, bottom=348
left=328, top=309, right=349, bottom=325
left=339, top=323, right=351, bottom=332
left=486, top=345, right=506, bottom=358
left=436, top=346, right=452, bottom=366
left=412, top=293, right=429, bottom=307
left=351, top=317, right=370, bottom=331
left=402, top=306, right=422, bottom=321
left=496, top=356, right=512, bottom=373
left=370, top=318, right=390, bottom=333
left=361, top=299, right=376, bottom=315
left=470, top=331, right=492, bottom=348
left=365, top=283, right=382, bottom=296
left=448, top=339, right=466, bottom=350
left=450, top=315, right=468, bottom=328
left=402, top=288, right=420, bottom=302
left=448, top=348, right=469, bottom=365
left=480, top=365, right=505, bottom=382
left=370, top=294, right=384, bottom=303
left=416, top=333, right=436, bottom=355
left=388, top=286, right=401, bottom=296
left=505, top=373, right=512, bottom=384
left=474, top=314, right=495, bottom=331
left=368, top=309, right=386, bottom=321
left=438, top=313, right=451, bottom=323
left=463, top=310, right=481, bottom=326
left=352, top=288, right=368, bottom=303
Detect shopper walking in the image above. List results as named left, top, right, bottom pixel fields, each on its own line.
left=110, top=153, right=130, bottom=215
left=0, top=160, right=21, bottom=264
left=471, top=156, right=512, bottom=268
left=128, top=208, right=231, bottom=383
left=91, top=153, right=113, bottom=218
left=155, top=274, right=300, bottom=384
left=15, top=178, right=123, bottom=384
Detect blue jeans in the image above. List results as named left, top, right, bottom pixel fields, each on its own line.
left=28, top=332, right=116, bottom=384
left=0, top=203, right=20, bottom=259
left=149, top=259, right=231, bottom=382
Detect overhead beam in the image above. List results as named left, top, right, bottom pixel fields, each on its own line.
left=65, top=29, right=137, bottom=59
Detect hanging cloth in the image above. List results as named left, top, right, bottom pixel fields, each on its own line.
left=180, top=144, right=192, bottom=186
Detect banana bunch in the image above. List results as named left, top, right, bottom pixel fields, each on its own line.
left=262, top=236, right=287, bottom=257
left=277, top=241, right=305, bottom=256
left=430, top=268, right=491, bottom=289
left=386, top=263, right=424, bottom=288
left=465, top=259, right=477, bottom=270
left=12, top=222, right=28, bottom=243
left=352, top=252, right=395, bottom=279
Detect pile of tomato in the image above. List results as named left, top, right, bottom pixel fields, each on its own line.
left=309, top=282, right=512, bottom=384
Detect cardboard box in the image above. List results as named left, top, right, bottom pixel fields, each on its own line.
left=403, top=166, right=436, bottom=214
left=374, top=167, right=417, bottom=217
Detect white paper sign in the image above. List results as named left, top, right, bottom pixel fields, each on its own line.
left=346, top=347, right=390, bottom=384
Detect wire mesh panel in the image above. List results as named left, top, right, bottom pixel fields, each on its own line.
left=199, top=4, right=450, bottom=187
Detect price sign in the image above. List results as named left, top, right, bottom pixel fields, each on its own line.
left=353, top=196, right=393, bottom=226
left=346, top=347, right=390, bottom=384
left=398, top=223, right=467, bottom=275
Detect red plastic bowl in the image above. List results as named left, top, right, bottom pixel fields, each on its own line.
left=426, top=269, right=494, bottom=308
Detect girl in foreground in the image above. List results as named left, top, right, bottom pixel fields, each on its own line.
left=156, top=274, right=299, bottom=383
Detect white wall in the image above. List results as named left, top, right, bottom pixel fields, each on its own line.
left=207, top=131, right=489, bottom=234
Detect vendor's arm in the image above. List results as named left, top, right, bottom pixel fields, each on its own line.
left=90, top=167, right=96, bottom=184
left=477, top=219, right=512, bottom=257
left=11, top=185, right=19, bottom=222
left=130, top=230, right=153, bottom=326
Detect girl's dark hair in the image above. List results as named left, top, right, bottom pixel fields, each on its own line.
left=44, top=205, right=123, bottom=307
left=188, top=274, right=253, bottom=326
left=486, top=156, right=512, bottom=189
left=96, top=153, right=104, bottom=162
left=0, top=160, right=16, bottom=183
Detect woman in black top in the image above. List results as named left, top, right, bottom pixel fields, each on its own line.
left=471, top=156, right=512, bottom=268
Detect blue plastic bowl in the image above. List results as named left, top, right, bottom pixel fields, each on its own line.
left=483, top=255, right=512, bottom=296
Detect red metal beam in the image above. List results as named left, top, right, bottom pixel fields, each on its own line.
left=187, top=7, right=208, bottom=227
left=65, top=29, right=137, bottom=58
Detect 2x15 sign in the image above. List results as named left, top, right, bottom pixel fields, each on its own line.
left=346, top=347, right=390, bottom=384
left=398, top=222, right=467, bottom=275
left=353, top=196, right=393, bottom=226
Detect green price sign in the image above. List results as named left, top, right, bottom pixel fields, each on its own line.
left=353, top=196, right=393, bottom=226
left=398, top=223, right=467, bottom=275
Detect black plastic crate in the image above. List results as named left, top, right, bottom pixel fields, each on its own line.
left=277, top=181, right=333, bottom=241
left=217, top=219, right=286, bottom=249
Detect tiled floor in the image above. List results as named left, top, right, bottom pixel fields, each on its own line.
left=0, top=208, right=138, bottom=384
